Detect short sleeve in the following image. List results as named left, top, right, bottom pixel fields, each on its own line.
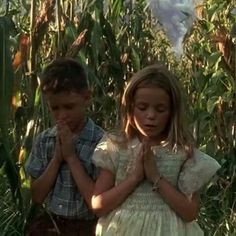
left=92, top=133, right=120, bottom=174
left=25, top=133, right=46, bottom=178
left=178, top=149, right=221, bottom=196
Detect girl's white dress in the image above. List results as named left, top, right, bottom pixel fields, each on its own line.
left=92, top=134, right=221, bottom=236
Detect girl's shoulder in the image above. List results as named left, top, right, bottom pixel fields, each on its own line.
left=101, top=130, right=128, bottom=149
left=178, top=149, right=221, bottom=196
left=187, top=149, right=221, bottom=170
left=93, top=131, right=127, bottom=173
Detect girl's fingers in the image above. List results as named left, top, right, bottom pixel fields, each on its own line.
left=55, top=135, right=60, bottom=147
left=55, top=136, right=59, bottom=147
left=142, top=142, right=151, bottom=159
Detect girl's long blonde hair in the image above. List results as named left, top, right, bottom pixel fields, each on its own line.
left=121, top=64, right=195, bottom=157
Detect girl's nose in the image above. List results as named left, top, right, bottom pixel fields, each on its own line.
left=146, top=109, right=155, bottom=119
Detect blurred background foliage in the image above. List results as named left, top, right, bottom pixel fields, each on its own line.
left=0, top=0, right=235, bottom=235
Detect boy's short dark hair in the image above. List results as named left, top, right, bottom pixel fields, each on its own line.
left=41, top=58, right=88, bottom=93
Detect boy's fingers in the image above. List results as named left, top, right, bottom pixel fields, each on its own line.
left=57, top=128, right=70, bottom=143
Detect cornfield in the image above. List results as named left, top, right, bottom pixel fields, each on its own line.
left=0, top=0, right=235, bottom=235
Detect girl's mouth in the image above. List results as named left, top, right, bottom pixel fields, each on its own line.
left=145, top=124, right=156, bottom=128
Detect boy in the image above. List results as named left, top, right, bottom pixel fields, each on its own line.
left=25, top=58, right=104, bottom=235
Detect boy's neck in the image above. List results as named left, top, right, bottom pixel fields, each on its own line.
left=73, top=117, right=87, bottom=135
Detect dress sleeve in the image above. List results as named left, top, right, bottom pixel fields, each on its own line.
left=178, top=149, right=221, bottom=196
left=92, top=133, right=119, bottom=174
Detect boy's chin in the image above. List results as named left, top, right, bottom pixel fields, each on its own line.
left=70, top=125, right=82, bottom=134
left=69, top=126, right=76, bottom=132
left=69, top=119, right=86, bottom=134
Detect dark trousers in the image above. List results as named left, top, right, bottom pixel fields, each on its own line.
left=26, top=213, right=97, bottom=236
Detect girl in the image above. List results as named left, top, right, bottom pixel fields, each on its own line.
left=91, top=64, right=220, bottom=236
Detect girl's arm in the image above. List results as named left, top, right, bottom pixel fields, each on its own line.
left=91, top=169, right=140, bottom=217
left=91, top=151, right=144, bottom=217
left=143, top=143, right=199, bottom=222
left=154, top=176, right=199, bottom=222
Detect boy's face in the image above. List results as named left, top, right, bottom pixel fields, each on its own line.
left=46, top=90, right=90, bottom=134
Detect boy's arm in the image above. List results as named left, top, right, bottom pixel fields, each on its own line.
left=30, top=157, right=62, bottom=203
left=66, top=156, right=95, bottom=209
left=30, top=135, right=63, bottom=204
left=57, top=122, right=96, bottom=208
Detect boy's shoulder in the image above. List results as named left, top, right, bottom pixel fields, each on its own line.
left=82, top=118, right=104, bottom=143
left=42, top=126, right=57, bottom=136
left=34, top=126, right=57, bottom=143
left=90, top=119, right=104, bottom=135
left=34, top=119, right=104, bottom=144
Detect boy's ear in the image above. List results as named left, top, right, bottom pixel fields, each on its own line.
left=82, top=89, right=91, bottom=103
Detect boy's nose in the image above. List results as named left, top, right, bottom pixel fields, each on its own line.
left=57, top=111, right=67, bottom=120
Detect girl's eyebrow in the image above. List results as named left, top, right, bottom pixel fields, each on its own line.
left=135, top=102, right=148, bottom=107
left=135, top=101, right=147, bottom=104
left=156, top=104, right=167, bottom=107
left=135, top=101, right=167, bottom=106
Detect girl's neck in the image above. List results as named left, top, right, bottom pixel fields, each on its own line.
left=137, top=134, right=168, bottom=146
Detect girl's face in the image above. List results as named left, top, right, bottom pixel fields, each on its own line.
left=132, top=86, right=171, bottom=145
